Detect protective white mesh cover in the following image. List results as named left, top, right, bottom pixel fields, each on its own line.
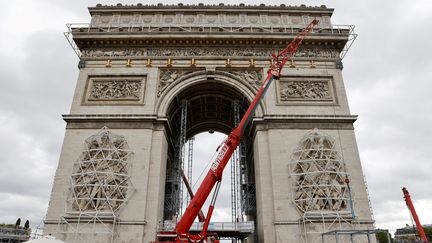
left=289, top=129, right=350, bottom=218
left=68, top=127, right=134, bottom=214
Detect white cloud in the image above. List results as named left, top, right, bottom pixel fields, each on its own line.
left=0, top=114, right=55, bottom=226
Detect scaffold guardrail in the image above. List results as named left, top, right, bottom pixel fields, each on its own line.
left=158, top=221, right=254, bottom=233
left=65, top=23, right=357, bottom=59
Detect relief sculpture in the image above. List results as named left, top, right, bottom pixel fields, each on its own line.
left=230, top=70, right=263, bottom=88
left=82, top=47, right=339, bottom=59
left=70, top=127, right=134, bottom=213
left=289, top=129, right=350, bottom=216
left=158, top=69, right=194, bottom=97
left=88, top=80, right=142, bottom=101
left=280, top=80, right=332, bottom=101
left=82, top=49, right=147, bottom=57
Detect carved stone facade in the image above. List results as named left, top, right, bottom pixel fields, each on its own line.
left=84, top=76, right=146, bottom=104
left=277, top=77, right=335, bottom=104
left=229, top=69, right=263, bottom=88
left=89, top=4, right=332, bottom=28
left=158, top=68, right=204, bottom=97
left=46, top=4, right=374, bottom=243
left=81, top=47, right=339, bottom=59
left=157, top=68, right=263, bottom=97
left=280, top=81, right=332, bottom=101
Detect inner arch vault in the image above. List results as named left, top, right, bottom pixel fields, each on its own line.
left=162, top=74, right=258, bottom=230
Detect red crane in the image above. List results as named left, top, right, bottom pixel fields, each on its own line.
left=402, top=187, right=429, bottom=243
left=154, top=19, right=319, bottom=243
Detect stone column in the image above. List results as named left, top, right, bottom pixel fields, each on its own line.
left=253, top=128, right=276, bottom=242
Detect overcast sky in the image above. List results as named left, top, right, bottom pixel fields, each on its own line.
left=0, top=0, right=431, bottom=237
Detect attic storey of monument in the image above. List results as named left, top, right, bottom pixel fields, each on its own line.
left=46, top=3, right=372, bottom=243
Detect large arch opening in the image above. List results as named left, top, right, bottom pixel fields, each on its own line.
left=167, top=80, right=250, bottom=137
left=162, top=79, right=257, bottom=240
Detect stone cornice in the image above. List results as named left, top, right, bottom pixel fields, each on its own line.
left=70, top=4, right=351, bottom=55
left=260, top=114, right=357, bottom=121
left=64, top=3, right=357, bottom=58
left=62, top=114, right=357, bottom=130
left=71, top=30, right=349, bottom=52
left=253, top=114, right=358, bottom=130
left=63, top=114, right=165, bottom=129
left=63, top=114, right=357, bottom=121
left=63, top=114, right=159, bottom=120
left=89, top=3, right=333, bottom=15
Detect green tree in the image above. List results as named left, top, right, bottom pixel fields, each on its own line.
left=24, top=220, right=30, bottom=229
left=15, top=218, right=21, bottom=228
left=376, top=230, right=393, bottom=243
left=424, top=227, right=432, bottom=241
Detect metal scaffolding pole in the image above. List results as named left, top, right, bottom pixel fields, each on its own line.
left=239, top=140, right=248, bottom=220
left=178, top=100, right=188, bottom=217
left=363, top=174, right=375, bottom=226
left=235, top=148, right=243, bottom=222
left=235, top=102, right=242, bottom=223
left=231, top=100, right=241, bottom=224
left=187, top=136, right=194, bottom=204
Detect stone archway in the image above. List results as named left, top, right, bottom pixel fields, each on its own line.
left=160, top=71, right=258, bottom=238
left=47, top=4, right=376, bottom=243
left=155, top=69, right=266, bottom=119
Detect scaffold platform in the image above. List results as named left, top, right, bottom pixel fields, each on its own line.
left=158, top=221, right=254, bottom=239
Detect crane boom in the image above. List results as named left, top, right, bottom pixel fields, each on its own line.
left=180, top=168, right=206, bottom=222
left=402, top=187, right=429, bottom=243
left=170, top=19, right=319, bottom=242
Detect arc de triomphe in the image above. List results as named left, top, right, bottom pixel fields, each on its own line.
left=44, top=4, right=375, bottom=243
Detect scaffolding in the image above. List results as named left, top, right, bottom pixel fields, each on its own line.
left=331, top=25, right=357, bottom=59
left=230, top=143, right=238, bottom=222
left=178, top=100, right=188, bottom=217
left=231, top=100, right=243, bottom=225
left=289, top=129, right=354, bottom=243
left=30, top=218, right=45, bottom=239
left=187, top=136, right=194, bottom=205
left=322, top=229, right=390, bottom=243
left=65, top=22, right=356, bottom=60
left=0, top=226, right=31, bottom=242
left=240, top=140, right=255, bottom=218
left=58, top=127, right=135, bottom=243
left=164, top=100, right=188, bottom=220
left=363, top=174, right=375, bottom=227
